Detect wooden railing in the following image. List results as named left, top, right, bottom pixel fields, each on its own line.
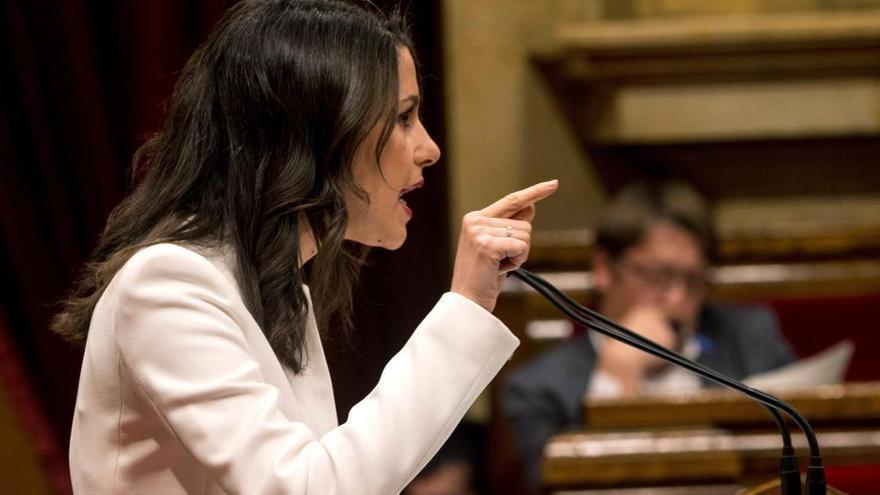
left=541, top=383, right=880, bottom=494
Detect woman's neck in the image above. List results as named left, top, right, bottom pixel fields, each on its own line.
left=298, top=213, right=317, bottom=266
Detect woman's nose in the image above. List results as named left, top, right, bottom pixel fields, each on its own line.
left=416, top=130, right=441, bottom=167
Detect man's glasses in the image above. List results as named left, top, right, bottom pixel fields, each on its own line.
left=614, top=259, right=709, bottom=296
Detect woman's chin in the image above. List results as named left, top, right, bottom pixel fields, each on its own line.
left=382, top=231, right=407, bottom=251
left=344, top=229, right=407, bottom=250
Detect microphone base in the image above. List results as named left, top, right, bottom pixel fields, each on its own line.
left=780, top=447, right=802, bottom=495
left=805, top=456, right=827, bottom=495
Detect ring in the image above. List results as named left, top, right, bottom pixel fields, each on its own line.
left=505, top=226, right=513, bottom=238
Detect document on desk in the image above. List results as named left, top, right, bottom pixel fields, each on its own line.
left=743, top=339, right=854, bottom=390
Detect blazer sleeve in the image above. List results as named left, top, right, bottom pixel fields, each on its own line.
left=113, top=245, right=519, bottom=495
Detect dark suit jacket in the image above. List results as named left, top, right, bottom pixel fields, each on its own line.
left=501, top=303, right=795, bottom=490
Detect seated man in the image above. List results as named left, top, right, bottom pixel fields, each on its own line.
left=501, top=180, right=795, bottom=491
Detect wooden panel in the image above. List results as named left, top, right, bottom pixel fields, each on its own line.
left=540, top=383, right=880, bottom=490
left=543, top=428, right=880, bottom=489
left=536, top=11, right=880, bottom=141
left=582, top=383, right=880, bottom=429
left=544, top=428, right=743, bottom=487
left=498, top=260, right=880, bottom=326
left=527, top=224, right=880, bottom=269
left=553, top=486, right=741, bottom=495
left=739, top=477, right=849, bottom=495
left=552, top=11, right=880, bottom=54
left=532, top=9, right=880, bottom=208
left=505, top=260, right=880, bottom=300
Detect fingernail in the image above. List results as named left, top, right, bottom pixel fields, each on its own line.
left=543, top=179, right=559, bottom=187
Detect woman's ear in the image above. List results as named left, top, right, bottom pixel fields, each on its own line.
left=591, top=249, right=613, bottom=293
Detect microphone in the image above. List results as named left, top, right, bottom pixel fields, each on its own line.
left=662, top=319, right=801, bottom=493
left=510, top=267, right=826, bottom=495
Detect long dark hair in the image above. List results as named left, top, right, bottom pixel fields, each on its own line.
left=52, top=0, right=414, bottom=373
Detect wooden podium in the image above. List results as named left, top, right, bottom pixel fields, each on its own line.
left=540, top=383, right=880, bottom=494
left=738, top=477, right=848, bottom=494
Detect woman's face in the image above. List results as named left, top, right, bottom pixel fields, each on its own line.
left=344, top=47, right=441, bottom=250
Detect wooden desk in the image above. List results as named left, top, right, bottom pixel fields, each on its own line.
left=545, top=428, right=880, bottom=489
left=583, top=383, right=880, bottom=430
left=542, top=383, right=880, bottom=493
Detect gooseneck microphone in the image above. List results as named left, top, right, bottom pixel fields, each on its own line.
left=510, top=268, right=826, bottom=495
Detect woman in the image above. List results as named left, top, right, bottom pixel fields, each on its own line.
left=53, top=1, right=557, bottom=493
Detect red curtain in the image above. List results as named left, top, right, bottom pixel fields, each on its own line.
left=770, top=292, right=880, bottom=382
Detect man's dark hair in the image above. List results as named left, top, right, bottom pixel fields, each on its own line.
left=594, top=180, right=716, bottom=261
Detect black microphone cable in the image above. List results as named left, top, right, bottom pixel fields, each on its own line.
left=511, top=267, right=826, bottom=495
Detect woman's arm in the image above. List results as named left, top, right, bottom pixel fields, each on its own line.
left=113, top=244, right=517, bottom=494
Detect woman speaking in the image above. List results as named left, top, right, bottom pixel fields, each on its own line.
left=52, top=1, right=557, bottom=493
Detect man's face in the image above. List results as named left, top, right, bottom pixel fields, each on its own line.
left=593, top=221, right=709, bottom=332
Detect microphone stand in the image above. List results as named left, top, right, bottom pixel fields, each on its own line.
left=510, top=268, right=826, bottom=495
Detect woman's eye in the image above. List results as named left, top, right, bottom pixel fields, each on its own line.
left=397, top=108, right=414, bottom=126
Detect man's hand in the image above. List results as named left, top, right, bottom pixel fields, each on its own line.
left=596, top=306, right=678, bottom=394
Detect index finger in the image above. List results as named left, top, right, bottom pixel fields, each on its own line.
left=480, top=179, right=558, bottom=219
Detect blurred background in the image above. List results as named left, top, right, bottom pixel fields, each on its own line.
left=2, top=0, right=880, bottom=494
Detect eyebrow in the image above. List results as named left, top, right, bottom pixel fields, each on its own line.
left=399, top=95, right=420, bottom=107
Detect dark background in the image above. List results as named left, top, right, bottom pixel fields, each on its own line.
left=1, top=0, right=449, bottom=489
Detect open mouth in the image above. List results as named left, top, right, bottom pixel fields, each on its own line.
left=400, top=180, right=425, bottom=203
left=398, top=180, right=425, bottom=210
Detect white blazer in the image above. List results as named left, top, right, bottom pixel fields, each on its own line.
left=69, top=243, right=518, bottom=494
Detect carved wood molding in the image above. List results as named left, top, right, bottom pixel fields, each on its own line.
left=529, top=221, right=880, bottom=268
left=532, top=9, right=880, bottom=197
left=544, top=427, right=880, bottom=488
left=582, top=382, right=880, bottom=429
left=538, top=11, right=880, bottom=84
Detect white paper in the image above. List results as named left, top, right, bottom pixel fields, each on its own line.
left=742, top=339, right=854, bottom=390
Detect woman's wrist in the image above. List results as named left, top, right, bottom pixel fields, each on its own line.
left=450, top=288, right=495, bottom=313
